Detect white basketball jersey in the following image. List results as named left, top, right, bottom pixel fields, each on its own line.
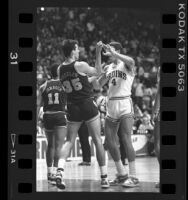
left=105, top=61, right=135, bottom=99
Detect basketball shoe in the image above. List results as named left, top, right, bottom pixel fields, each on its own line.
left=109, top=174, right=128, bottom=186
left=101, top=174, right=110, bottom=189
left=122, top=176, right=139, bottom=188
left=47, top=173, right=56, bottom=185
left=56, top=168, right=66, bottom=189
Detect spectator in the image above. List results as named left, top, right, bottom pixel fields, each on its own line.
left=134, top=79, right=144, bottom=110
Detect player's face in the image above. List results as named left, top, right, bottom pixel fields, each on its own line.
left=73, top=44, right=80, bottom=60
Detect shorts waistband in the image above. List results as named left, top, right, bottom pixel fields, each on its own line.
left=68, top=97, right=94, bottom=104
left=44, top=111, right=66, bottom=114
left=109, top=96, right=131, bottom=100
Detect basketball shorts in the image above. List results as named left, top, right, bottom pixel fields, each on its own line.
left=43, top=112, right=67, bottom=131
left=67, top=98, right=99, bottom=123
left=106, top=97, right=134, bottom=122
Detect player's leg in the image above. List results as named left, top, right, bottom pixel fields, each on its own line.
left=56, top=121, right=81, bottom=189
left=153, top=119, right=160, bottom=188
left=117, top=128, right=127, bottom=165
left=45, top=129, right=55, bottom=181
left=56, top=104, right=82, bottom=189
left=83, top=98, right=109, bottom=188
left=104, top=117, right=128, bottom=185
left=154, top=120, right=160, bottom=163
left=43, top=113, right=56, bottom=182
left=86, top=115, right=105, bottom=165
left=86, top=115, right=110, bottom=188
left=119, top=116, right=139, bottom=187
left=53, top=113, right=67, bottom=170
left=54, top=126, right=67, bottom=170
left=78, top=122, right=91, bottom=165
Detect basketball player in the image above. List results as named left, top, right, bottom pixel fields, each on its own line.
left=94, top=42, right=139, bottom=187
left=151, top=67, right=160, bottom=188
left=56, top=39, right=109, bottom=189
left=37, top=64, right=67, bottom=184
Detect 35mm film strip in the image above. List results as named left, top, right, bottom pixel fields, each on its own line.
left=8, top=0, right=187, bottom=199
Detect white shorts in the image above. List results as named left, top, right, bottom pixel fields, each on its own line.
left=106, top=97, right=134, bottom=122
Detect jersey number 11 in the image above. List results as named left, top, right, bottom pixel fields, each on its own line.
left=48, top=93, right=59, bottom=104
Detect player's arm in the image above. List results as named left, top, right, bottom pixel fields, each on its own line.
left=94, top=73, right=109, bottom=90
left=88, top=76, right=98, bottom=83
left=151, top=82, right=160, bottom=122
left=88, top=76, right=101, bottom=90
left=37, top=85, right=44, bottom=121
left=37, top=88, right=42, bottom=122
left=88, top=63, right=106, bottom=83
left=95, top=41, right=103, bottom=75
left=75, top=41, right=103, bottom=76
left=57, top=65, right=61, bottom=80
left=103, top=44, right=135, bottom=75
left=75, top=61, right=99, bottom=76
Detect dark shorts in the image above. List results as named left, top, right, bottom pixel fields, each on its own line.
left=67, top=98, right=99, bottom=122
left=43, top=112, right=67, bottom=130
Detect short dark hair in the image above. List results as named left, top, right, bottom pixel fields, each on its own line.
left=50, top=63, right=59, bottom=78
left=62, top=39, right=78, bottom=58
left=109, top=41, right=123, bottom=53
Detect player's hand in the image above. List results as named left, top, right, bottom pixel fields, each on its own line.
left=102, top=44, right=115, bottom=56
left=96, top=41, right=103, bottom=52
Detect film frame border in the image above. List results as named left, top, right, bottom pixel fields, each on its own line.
left=8, top=0, right=187, bottom=199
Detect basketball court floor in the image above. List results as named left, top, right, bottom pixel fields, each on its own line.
left=37, top=156, right=159, bottom=192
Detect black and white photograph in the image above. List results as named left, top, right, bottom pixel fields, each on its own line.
left=36, top=7, right=160, bottom=192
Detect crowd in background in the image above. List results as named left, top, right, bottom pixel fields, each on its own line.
left=37, top=7, right=160, bottom=139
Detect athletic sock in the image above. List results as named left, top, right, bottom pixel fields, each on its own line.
left=125, top=158, right=128, bottom=165
left=58, top=159, right=66, bottom=170
left=99, top=165, right=108, bottom=177
left=53, top=167, right=57, bottom=174
left=129, top=161, right=136, bottom=177
left=115, top=160, right=128, bottom=176
left=47, top=167, right=53, bottom=174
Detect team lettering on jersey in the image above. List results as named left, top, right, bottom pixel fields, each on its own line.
left=61, top=71, right=78, bottom=80
left=46, top=85, right=63, bottom=93
left=107, top=70, right=127, bottom=80
left=105, top=61, right=135, bottom=98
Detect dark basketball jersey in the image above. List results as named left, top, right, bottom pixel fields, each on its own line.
left=59, top=61, right=93, bottom=103
left=41, top=80, right=66, bottom=112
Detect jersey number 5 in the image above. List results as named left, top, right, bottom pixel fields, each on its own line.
left=63, top=78, right=82, bottom=93
left=48, top=93, right=59, bottom=104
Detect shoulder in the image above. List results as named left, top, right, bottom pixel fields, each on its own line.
left=75, top=61, right=88, bottom=68
left=75, top=61, right=91, bottom=76
left=74, top=61, right=88, bottom=76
